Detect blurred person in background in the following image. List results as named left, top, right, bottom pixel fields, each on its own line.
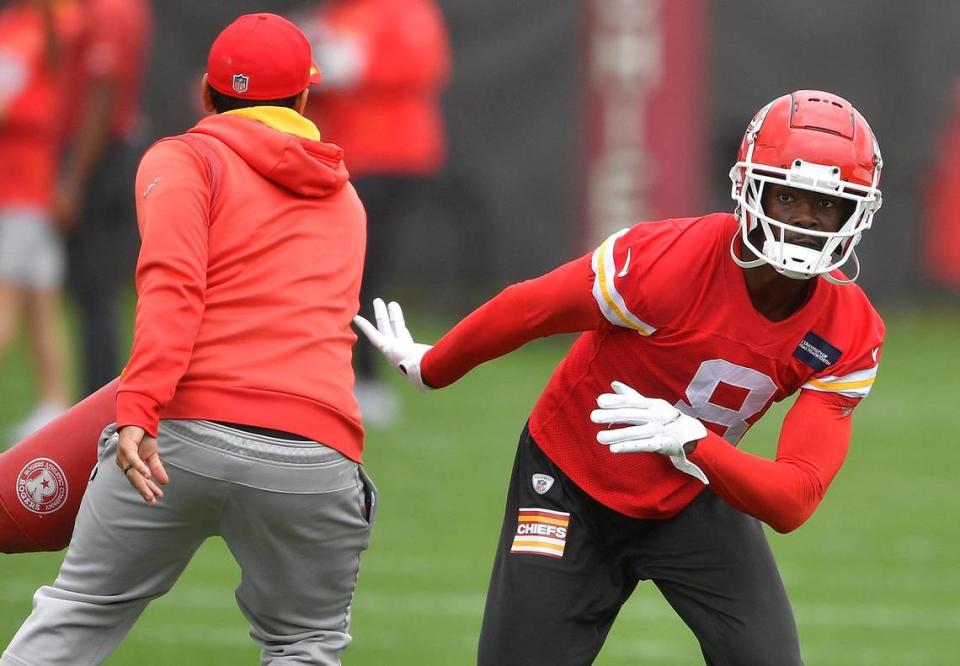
left=293, top=0, right=450, bottom=426
left=358, top=90, right=885, bottom=665
left=56, top=0, right=151, bottom=396
left=924, top=80, right=960, bottom=291
left=0, top=0, right=79, bottom=442
left=2, top=13, right=374, bottom=665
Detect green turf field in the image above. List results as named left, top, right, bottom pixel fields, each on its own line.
left=1, top=308, right=958, bottom=664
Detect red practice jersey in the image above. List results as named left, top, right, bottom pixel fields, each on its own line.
left=0, top=3, right=80, bottom=209
left=422, top=212, right=884, bottom=525
left=528, top=213, right=883, bottom=518
left=62, top=0, right=151, bottom=139
left=298, top=0, right=450, bottom=178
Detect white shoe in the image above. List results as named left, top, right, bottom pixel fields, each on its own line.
left=9, top=402, right=67, bottom=443
left=354, top=379, right=400, bottom=428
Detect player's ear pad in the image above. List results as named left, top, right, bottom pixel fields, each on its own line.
left=0, top=379, right=118, bottom=553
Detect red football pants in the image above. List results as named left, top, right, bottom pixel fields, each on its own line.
left=0, top=379, right=118, bottom=553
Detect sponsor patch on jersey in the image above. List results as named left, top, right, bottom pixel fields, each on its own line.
left=793, top=331, right=842, bottom=371
left=510, top=508, right=570, bottom=558
left=532, top=473, right=554, bottom=495
left=16, top=458, right=68, bottom=515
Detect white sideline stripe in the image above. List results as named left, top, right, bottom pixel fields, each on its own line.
left=604, top=640, right=953, bottom=665
left=793, top=603, right=960, bottom=629
left=0, top=582, right=487, bottom=615
left=778, top=551, right=958, bottom=591
left=600, top=641, right=680, bottom=660
left=146, top=626, right=482, bottom=650
left=146, top=626, right=481, bottom=649
left=148, top=627, right=249, bottom=646
left=2, top=584, right=958, bottom=630
left=802, top=645, right=955, bottom=666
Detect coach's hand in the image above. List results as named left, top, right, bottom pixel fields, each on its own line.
left=354, top=298, right=433, bottom=391
left=591, top=381, right=709, bottom=484
left=115, top=425, right=169, bottom=505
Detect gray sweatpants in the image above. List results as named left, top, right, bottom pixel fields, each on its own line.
left=1, top=420, right=377, bottom=666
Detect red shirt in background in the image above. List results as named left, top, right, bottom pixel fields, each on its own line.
left=63, top=0, right=151, bottom=140
left=297, top=0, right=450, bottom=178
left=0, top=2, right=80, bottom=210
left=925, top=82, right=960, bottom=290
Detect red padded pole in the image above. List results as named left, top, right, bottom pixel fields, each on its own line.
left=0, top=379, right=118, bottom=553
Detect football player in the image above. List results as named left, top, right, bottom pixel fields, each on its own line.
left=357, top=90, right=884, bottom=664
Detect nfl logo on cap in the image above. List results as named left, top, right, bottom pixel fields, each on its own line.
left=232, top=74, right=250, bottom=94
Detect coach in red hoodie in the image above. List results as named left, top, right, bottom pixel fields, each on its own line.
left=2, top=14, right=371, bottom=666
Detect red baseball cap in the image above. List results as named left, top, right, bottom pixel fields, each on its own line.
left=207, top=13, right=322, bottom=100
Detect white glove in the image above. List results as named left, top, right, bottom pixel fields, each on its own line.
left=590, top=381, right=709, bottom=484
left=353, top=298, right=433, bottom=391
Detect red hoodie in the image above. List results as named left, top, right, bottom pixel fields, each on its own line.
left=116, top=107, right=367, bottom=461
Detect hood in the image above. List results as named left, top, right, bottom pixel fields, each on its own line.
left=188, top=107, right=350, bottom=198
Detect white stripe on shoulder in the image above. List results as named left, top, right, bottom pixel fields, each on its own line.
left=590, top=229, right=656, bottom=335
left=802, top=364, right=879, bottom=398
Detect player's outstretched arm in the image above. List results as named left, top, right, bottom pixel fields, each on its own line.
left=356, top=254, right=606, bottom=390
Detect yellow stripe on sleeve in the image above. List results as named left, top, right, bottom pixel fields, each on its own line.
left=596, top=239, right=648, bottom=333
left=805, top=377, right=875, bottom=391
left=592, top=235, right=656, bottom=336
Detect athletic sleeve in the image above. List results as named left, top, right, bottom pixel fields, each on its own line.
left=420, top=253, right=605, bottom=388
left=688, top=390, right=856, bottom=533
left=115, top=140, right=212, bottom=436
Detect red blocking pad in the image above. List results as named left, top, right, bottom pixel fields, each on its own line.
left=0, top=379, right=118, bottom=553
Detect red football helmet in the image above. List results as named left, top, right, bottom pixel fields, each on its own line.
left=729, top=90, right=883, bottom=283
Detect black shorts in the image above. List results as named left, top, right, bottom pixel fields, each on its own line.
left=477, top=425, right=803, bottom=666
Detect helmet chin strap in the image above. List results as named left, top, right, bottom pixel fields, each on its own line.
left=822, top=251, right=860, bottom=285
left=729, top=228, right=767, bottom=270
